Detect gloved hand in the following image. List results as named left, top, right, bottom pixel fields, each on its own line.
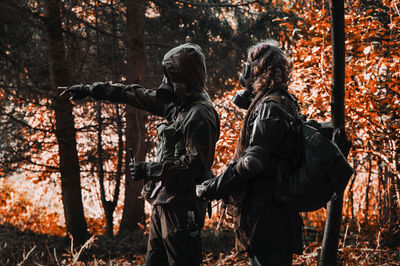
left=130, top=161, right=149, bottom=181
left=235, top=154, right=264, bottom=179
left=156, top=75, right=175, bottom=104
left=332, top=127, right=352, bottom=157
left=196, top=179, right=215, bottom=200
left=196, top=161, right=249, bottom=201
left=60, top=84, right=92, bottom=100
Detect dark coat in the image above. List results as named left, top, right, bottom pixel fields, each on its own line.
left=204, top=88, right=303, bottom=255
left=236, top=89, right=303, bottom=254
left=90, top=44, right=220, bottom=205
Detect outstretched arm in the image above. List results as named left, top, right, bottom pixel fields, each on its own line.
left=60, top=82, right=168, bottom=117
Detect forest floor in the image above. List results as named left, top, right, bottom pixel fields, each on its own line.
left=1, top=223, right=399, bottom=265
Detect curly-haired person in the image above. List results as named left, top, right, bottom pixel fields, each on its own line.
left=198, top=40, right=303, bottom=266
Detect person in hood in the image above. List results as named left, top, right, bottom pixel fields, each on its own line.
left=197, top=40, right=303, bottom=265
left=60, top=43, right=220, bottom=266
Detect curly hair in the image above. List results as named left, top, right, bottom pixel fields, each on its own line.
left=247, top=40, right=291, bottom=93
left=233, top=40, right=292, bottom=160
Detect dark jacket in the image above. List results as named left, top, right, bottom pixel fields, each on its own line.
left=90, top=43, right=220, bottom=205
left=204, top=88, right=303, bottom=255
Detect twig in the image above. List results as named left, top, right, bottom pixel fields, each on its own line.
left=376, top=230, right=381, bottom=250
left=348, top=107, right=385, bottom=132
left=45, top=242, right=55, bottom=265
left=342, top=223, right=349, bottom=248
left=216, top=204, right=226, bottom=233
left=53, top=248, right=59, bottom=265
left=176, top=0, right=259, bottom=8
left=17, top=245, right=36, bottom=266
left=72, top=235, right=96, bottom=265
left=394, top=4, right=400, bottom=18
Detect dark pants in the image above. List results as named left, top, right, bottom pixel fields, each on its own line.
left=249, top=248, right=293, bottom=266
left=145, top=199, right=206, bottom=266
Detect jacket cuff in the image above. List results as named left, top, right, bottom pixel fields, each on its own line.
left=243, top=145, right=272, bottom=165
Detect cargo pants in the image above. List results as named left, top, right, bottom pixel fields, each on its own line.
left=145, top=199, right=206, bottom=266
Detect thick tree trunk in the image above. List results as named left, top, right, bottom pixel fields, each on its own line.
left=320, top=0, right=346, bottom=265
left=44, top=0, right=88, bottom=243
left=118, top=0, right=146, bottom=235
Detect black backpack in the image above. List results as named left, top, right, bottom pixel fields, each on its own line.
left=267, top=95, right=354, bottom=212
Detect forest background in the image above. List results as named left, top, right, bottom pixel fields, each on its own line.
left=0, top=0, right=399, bottom=265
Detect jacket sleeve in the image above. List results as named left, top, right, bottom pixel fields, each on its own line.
left=202, top=102, right=292, bottom=200
left=90, top=81, right=167, bottom=117
left=229, top=102, right=290, bottom=181
left=146, top=104, right=219, bottom=183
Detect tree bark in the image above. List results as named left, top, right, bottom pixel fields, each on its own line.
left=346, top=157, right=357, bottom=219
left=320, top=0, right=346, bottom=265
left=118, top=0, right=147, bottom=235
left=364, top=149, right=372, bottom=221
left=44, top=0, right=88, bottom=244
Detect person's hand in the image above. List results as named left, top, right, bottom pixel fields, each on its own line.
left=235, top=154, right=264, bottom=179
left=59, top=84, right=91, bottom=100
left=196, top=179, right=215, bottom=200
left=332, top=127, right=352, bottom=157
left=130, top=161, right=149, bottom=181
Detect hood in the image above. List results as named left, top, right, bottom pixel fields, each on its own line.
left=162, top=43, right=206, bottom=96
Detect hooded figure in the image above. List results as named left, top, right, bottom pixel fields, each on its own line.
left=61, top=43, right=220, bottom=266
left=197, top=40, right=303, bottom=265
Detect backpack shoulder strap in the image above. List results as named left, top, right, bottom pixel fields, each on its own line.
left=265, top=93, right=305, bottom=168
left=264, top=93, right=298, bottom=119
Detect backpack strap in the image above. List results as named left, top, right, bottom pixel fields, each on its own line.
left=264, top=93, right=299, bottom=119
left=266, top=94, right=289, bottom=110
left=265, top=93, right=305, bottom=168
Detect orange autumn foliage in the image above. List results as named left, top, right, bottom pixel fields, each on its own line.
left=0, top=0, right=398, bottom=254
left=0, top=177, right=65, bottom=236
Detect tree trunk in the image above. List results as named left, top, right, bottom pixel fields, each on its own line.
left=118, top=0, right=147, bottom=235
left=347, top=157, right=357, bottom=219
left=364, top=150, right=372, bottom=221
left=44, top=0, right=88, bottom=244
left=320, top=0, right=346, bottom=265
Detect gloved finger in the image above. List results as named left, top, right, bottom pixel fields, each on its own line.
left=202, top=179, right=213, bottom=186
left=196, top=185, right=206, bottom=197
left=333, top=128, right=345, bottom=141
left=58, top=87, right=68, bottom=96
left=60, top=88, right=73, bottom=97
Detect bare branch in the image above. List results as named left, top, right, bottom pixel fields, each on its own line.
left=175, top=0, right=259, bottom=8
left=4, top=112, right=55, bottom=134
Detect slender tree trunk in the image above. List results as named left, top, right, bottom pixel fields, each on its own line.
left=384, top=165, right=390, bottom=223
left=364, top=149, right=372, bottom=221
left=377, top=159, right=382, bottom=224
left=109, top=0, right=123, bottom=237
left=320, top=0, right=346, bottom=265
left=347, top=157, right=357, bottom=219
left=92, top=0, right=119, bottom=238
left=44, top=0, right=88, bottom=243
left=118, top=0, right=146, bottom=235
left=93, top=0, right=109, bottom=237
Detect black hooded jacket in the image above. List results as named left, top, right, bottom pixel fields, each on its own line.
left=89, top=43, right=220, bottom=205
left=202, top=88, right=303, bottom=255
